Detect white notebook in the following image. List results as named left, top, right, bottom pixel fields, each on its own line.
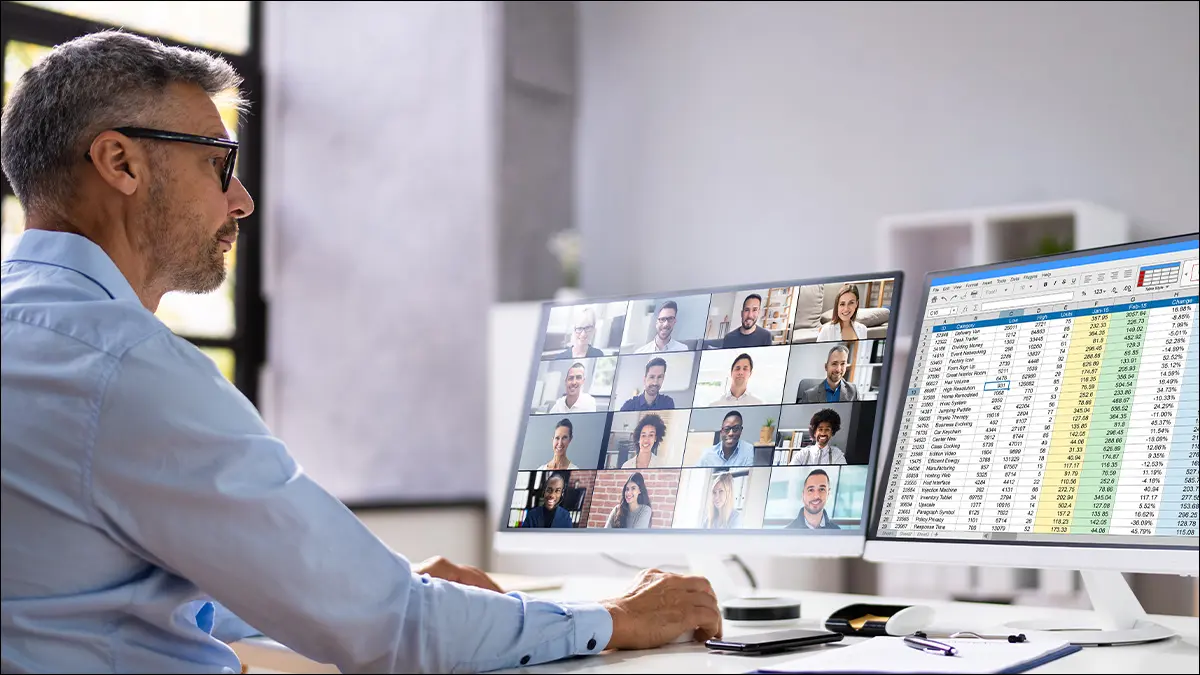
left=753, top=636, right=1080, bottom=674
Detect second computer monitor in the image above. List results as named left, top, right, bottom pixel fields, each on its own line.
left=497, top=273, right=902, bottom=555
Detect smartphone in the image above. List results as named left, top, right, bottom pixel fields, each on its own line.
left=705, top=629, right=843, bottom=655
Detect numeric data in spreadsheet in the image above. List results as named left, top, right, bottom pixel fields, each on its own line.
left=881, top=297, right=1198, bottom=540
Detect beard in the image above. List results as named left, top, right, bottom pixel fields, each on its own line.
left=142, top=175, right=231, bottom=295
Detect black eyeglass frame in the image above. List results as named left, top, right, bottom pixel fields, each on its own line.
left=84, top=126, right=239, bottom=192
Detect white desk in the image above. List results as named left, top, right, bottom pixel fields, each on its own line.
left=233, top=574, right=1200, bottom=674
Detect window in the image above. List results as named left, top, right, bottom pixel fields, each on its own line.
left=1, top=2, right=265, bottom=404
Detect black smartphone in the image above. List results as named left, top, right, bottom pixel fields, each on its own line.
left=705, top=629, right=843, bottom=655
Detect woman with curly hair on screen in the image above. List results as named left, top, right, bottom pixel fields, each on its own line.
left=605, top=472, right=653, bottom=529
left=621, top=413, right=668, bottom=469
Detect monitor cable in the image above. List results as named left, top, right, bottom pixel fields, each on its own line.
left=599, top=553, right=758, bottom=590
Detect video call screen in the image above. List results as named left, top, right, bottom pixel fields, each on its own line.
left=504, top=277, right=900, bottom=534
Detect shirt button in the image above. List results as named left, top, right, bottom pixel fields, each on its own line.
left=587, top=638, right=597, bottom=650
left=520, top=655, right=531, bottom=665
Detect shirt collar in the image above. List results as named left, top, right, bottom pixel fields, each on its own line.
left=711, top=439, right=750, bottom=463
left=804, top=510, right=829, bottom=529
left=824, top=379, right=842, bottom=395
left=4, top=230, right=141, bottom=304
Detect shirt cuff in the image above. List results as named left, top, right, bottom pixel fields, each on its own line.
left=561, top=601, right=614, bottom=655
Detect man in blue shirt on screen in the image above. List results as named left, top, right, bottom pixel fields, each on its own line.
left=0, top=31, right=720, bottom=674
left=800, top=344, right=860, bottom=403
left=619, top=357, right=676, bottom=411
left=696, top=411, right=756, bottom=467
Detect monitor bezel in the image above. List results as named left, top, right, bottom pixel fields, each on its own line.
left=866, top=232, right=1200, bottom=573
left=494, top=269, right=904, bottom=552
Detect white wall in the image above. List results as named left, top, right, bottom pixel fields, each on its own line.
left=261, top=1, right=497, bottom=503
left=576, top=0, right=1199, bottom=296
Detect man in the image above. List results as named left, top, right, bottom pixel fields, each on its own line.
left=696, top=411, right=756, bottom=467
left=548, top=362, right=598, bottom=413
left=721, top=294, right=772, bottom=348
left=800, top=344, right=860, bottom=403
left=556, top=306, right=605, bottom=359
left=789, top=408, right=847, bottom=465
left=710, top=353, right=764, bottom=405
left=635, top=300, right=689, bottom=353
left=619, top=357, right=676, bottom=411
left=0, top=31, right=720, bottom=674
left=786, top=469, right=841, bottom=530
left=521, top=473, right=574, bottom=528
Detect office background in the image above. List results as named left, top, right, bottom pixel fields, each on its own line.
left=2, top=0, right=1195, bottom=617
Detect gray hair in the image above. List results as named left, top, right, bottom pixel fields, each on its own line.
left=826, top=344, right=850, bottom=361
left=1, top=30, right=246, bottom=213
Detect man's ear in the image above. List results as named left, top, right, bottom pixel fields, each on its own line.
left=86, top=131, right=146, bottom=196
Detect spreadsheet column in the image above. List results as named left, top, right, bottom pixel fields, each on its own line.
left=1036, top=312, right=1109, bottom=533
left=981, top=320, right=1023, bottom=532
left=882, top=330, right=932, bottom=531
left=1156, top=303, right=1198, bottom=536
left=940, top=325, right=998, bottom=532
left=1071, top=308, right=1146, bottom=533
left=909, top=329, right=949, bottom=531
left=1015, top=318, right=1069, bottom=533
left=1112, top=303, right=1188, bottom=535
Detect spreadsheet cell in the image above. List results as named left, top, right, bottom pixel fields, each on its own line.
left=880, top=291, right=1199, bottom=541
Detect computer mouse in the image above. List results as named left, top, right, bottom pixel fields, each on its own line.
left=884, top=605, right=935, bottom=636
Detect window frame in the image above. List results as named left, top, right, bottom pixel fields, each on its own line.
left=0, top=0, right=267, bottom=406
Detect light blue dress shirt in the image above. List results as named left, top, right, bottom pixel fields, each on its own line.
left=1, top=230, right=612, bottom=674
left=695, top=439, right=756, bottom=467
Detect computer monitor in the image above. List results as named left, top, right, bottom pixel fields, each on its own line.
left=494, top=273, right=903, bottom=593
left=868, top=234, right=1199, bottom=645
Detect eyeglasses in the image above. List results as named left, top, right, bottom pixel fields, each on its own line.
left=720, top=425, right=744, bottom=434
left=573, top=325, right=595, bottom=334
left=85, top=127, right=239, bottom=192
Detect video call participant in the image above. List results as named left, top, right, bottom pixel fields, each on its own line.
left=789, top=408, right=847, bottom=465
left=696, top=411, right=755, bottom=467
left=799, top=344, right=860, bottom=403
left=555, top=306, right=605, bottom=359
left=622, top=413, right=668, bottom=469
left=619, top=357, right=675, bottom=411
left=548, top=362, right=597, bottom=413
left=537, top=419, right=581, bottom=470
left=520, top=473, right=573, bottom=528
left=635, top=301, right=689, bottom=353
left=710, top=353, right=764, bottom=406
left=786, top=469, right=840, bottom=530
left=721, top=294, right=772, bottom=348
left=700, top=472, right=743, bottom=529
left=817, top=284, right=867, bottom=342
left=0, top=31, right=721, bottom=674
left=605, top=473, right=653, bottom=529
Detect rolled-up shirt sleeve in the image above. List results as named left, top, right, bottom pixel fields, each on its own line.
left=86, top=331, right=612, bottom=673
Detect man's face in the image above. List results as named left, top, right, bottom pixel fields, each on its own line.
left=803, top=475, right=829, bottom=515
left=565, top=366, right=585, bottom=397
left=741, top=297, right=761, bottom=330
left=655, top=307, right=677, bottom=341
left=553, top=426, right=572, bottom=454
left=136, top=83, right=253, bottom=295
left=720, top=415, right=743, bottom=450
left=643, top=365, right=666, bottom=398
left=543, top=478, right=565, bottom=510
left=731, top=358, right=752, bottom=389
left=813, top=421, right=834, bottom=447
left=825, top=350, right=847, bottom=384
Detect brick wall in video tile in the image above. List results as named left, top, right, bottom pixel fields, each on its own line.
left=587, top=469, right=681, bottom=529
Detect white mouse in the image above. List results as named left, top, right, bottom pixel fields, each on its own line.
left=884, top=605, right=935, bottom=636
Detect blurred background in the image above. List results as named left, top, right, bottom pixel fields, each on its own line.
left=2, top=0, right=1195, bottom=616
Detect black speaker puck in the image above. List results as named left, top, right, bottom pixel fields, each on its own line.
left=722, top=596, right=802, bottom=622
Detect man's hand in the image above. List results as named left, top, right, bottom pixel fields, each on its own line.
left=600, top=569, right=722, bottom=650
left=413, top=556, right=503, bottom=593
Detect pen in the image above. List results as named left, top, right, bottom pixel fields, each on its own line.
left=903, top=635, right=958, bottom=656
left=914, top=630, right=1028, bottom=643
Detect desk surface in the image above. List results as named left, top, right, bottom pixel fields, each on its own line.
left=234, top=574, right=1200, bottom=674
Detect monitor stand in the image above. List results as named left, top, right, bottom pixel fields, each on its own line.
left=686, top=554, right=803, bottom=624
left=1005, top=570, right=1177, bottom=646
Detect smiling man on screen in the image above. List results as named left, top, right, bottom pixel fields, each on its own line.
left=0, top=30, right=720, bottom=674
